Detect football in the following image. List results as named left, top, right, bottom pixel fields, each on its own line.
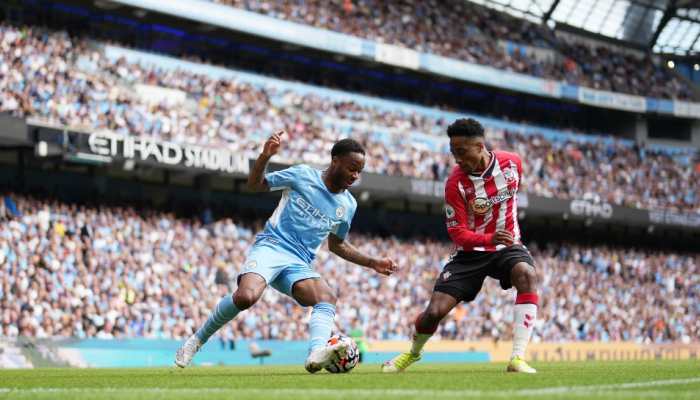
left=324, top=335, right=360, bottom=373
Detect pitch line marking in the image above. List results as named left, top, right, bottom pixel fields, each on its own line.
left=0, top=377, right=699, bottom=397
left=514, top=377, right=700, bottom=395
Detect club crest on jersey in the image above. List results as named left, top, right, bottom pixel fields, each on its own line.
left=442, top=271, right=452, bottom=280
left=458, top=181, right=474, bottom=196
left=470, top=197, right=491, bottom=215
left=336, top=206, right=345, bottom=218
left=445, top=204, right=455, bottom=218
left=244, top=260, right=257, bottom=271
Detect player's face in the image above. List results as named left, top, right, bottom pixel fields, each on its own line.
left=450, top=136, right=484, bottom=173
left=331, top=152, right=365, bottom=189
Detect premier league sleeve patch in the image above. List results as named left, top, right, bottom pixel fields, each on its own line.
left=445, top=204, right=455, bottom=218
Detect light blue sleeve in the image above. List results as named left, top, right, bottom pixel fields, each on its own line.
left=332, top=199, right=357, bottom=240
left=264, top=164, right=307, bottom=191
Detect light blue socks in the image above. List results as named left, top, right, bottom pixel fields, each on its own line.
left=308, top=302, right=336, bottom=354
left=195, top=295, right=240, bottom=343
left=195, top=297, right=335, bottom=352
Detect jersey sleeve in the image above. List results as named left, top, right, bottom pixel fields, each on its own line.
left=445, top=177, right=494, bottom=248
left=264, top=164, right=307, bottom=191
left=331, top=199, right=356, bottom=240
left=510, top=152, right=523, bottom=189
left=513, top=152, right=523, bottom=177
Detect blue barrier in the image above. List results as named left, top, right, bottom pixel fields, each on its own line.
left=61, top=339, right=489, bottom=368
left=647, top=98, right=675, bottom=114
left=560, top=84, right=580, bottom=100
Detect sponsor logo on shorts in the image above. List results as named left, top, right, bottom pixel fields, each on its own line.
left=441, top=271, right=452, bottom=280
left=448, top=249, right=459, bottom=261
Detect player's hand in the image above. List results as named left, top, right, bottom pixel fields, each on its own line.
left=370, top=258, right=398, bottom=276
left=262, top=130, right=285, bottom=157
left=492, top=230, right=514, bottom=246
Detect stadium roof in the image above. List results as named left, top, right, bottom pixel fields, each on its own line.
left=468, top=0, right=700, bottom=55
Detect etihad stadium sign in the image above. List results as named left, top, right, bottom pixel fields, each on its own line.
left=86, top=132, right=249, bottom=174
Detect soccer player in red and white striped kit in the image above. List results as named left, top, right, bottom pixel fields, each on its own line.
left=382, top=118, right=539, bottom=373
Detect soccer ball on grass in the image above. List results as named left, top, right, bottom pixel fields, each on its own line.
left=324, top=334, right=360, bottom=373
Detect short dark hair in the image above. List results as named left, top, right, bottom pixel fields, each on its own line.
left=331, top=138, right=365, bottom=157
left=447, top=118, right=484, bottom=138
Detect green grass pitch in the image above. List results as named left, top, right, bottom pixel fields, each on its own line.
left=1, top=361, right=698, bottom=399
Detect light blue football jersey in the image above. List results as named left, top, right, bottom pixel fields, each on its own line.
left=257, top=164, right=357, bottom=263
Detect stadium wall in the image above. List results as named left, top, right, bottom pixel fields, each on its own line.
left=4, top=118, right=698, bottom=234
left=29, top=125, right=700, bottom=231
left=374, top=341, right=700, bottom=363
left=6, top=339, right=698, bottom=368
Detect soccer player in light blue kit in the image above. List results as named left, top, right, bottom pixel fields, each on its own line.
left=175, top=131, right=398, bottom=372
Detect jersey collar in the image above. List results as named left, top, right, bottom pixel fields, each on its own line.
left=469, top=151, right=496, bottom=179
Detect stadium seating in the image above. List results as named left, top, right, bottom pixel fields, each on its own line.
left=1, top=194, right=696, bottom=343
left=1, top=25, right=697, bottom=213
left=210, top=0, right=693, bottom=100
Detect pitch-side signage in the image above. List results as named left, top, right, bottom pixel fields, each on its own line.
left=87, top=132, right=249, bottom=174
left=649, top=210, right=700, bottom=228
left=570, top=198, right=614, bottom=219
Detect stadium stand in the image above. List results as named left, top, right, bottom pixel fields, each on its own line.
left=1, top=194, right=697, bottom=343
left=0, top=25, right=697, bottom=212
left=210, top=0, right=693, bottom=100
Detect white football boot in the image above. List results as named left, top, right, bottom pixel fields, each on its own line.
left=304, top=340, right=349, bottom=373
left=174, top=335, right=203, bottom=368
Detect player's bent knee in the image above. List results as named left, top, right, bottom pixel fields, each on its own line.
left=297, top=291, right=336, bottom=307
left=318, top=290, right=337, bottom=305
left=233, top=289, right=261, bottom=310
left=512, top=262, right=537, bottom=292
left=293, top=278, right=337, bottom=306
left=424, top=304, right=448, bottom=324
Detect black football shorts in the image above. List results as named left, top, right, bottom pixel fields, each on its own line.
left=433, top=244, right=535, bottom=302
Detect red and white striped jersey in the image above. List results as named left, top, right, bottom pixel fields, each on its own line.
left=444, top=151, right=523, bottom=252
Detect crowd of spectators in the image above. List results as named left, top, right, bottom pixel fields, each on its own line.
left=496, top=132, right=698, bottom=212
left=558, top=40, right=689, bottom=100
left=0, top=25, right=697, bottom=213
left=211, top=0, right=692, bottom=100
left=1, top=195, right=697, bottom=344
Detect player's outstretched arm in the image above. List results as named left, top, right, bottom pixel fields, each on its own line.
left=328, top=234, right=398, bottom=276
left=247, top=130, right=285, bottom=192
